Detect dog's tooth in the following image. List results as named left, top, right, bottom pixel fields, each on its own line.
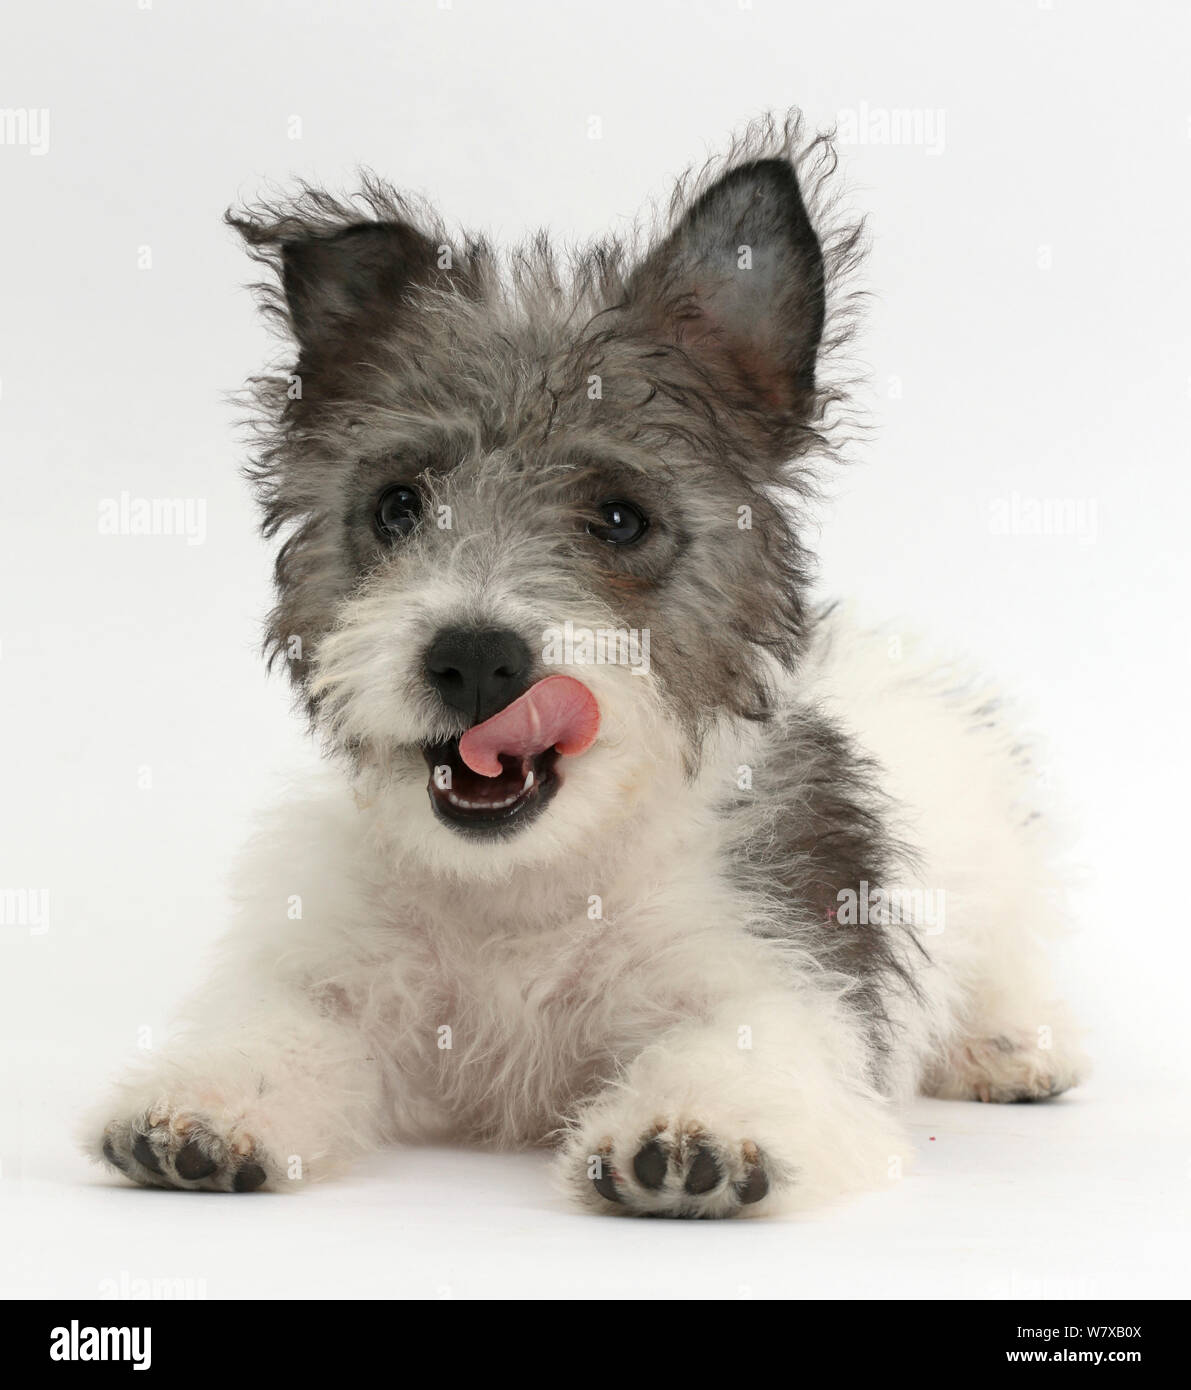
left=444, top=777, right=531, bottom=813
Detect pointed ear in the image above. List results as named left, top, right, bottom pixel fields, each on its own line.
left=228, top=202, right=446, bottom=359
left=628, top=158, right=825, bottom=423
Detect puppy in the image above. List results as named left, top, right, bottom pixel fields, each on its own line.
left=87, top=114, right=1083, bottom=1216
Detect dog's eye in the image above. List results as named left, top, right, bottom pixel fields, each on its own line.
left=588, top=499, right=649, bottom=546
left=375, top=484, right=422, bottom=539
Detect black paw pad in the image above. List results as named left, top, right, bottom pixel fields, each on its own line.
left=174, top=1140, right=218, bottom=1181
left=131, top=1132, right=162, bottom=1174
left=232, top=1161, right=267, bottom=1193
left=590, top=1145, right=621, bottom=1203
left=632, top=1139, right=668, bottom=1190
left=683, top=1144, right=721, bottom=1195
left=101, top=1138, right=126, bottom=1172
left=736, top=1161, right=770, bottom=1205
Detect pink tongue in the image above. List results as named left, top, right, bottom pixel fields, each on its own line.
left=458, top=675, right=600, bottom=778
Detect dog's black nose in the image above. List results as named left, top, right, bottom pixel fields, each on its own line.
left=424, top=627, right=533, bottom=724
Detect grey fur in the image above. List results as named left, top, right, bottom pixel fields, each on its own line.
left=227, top=113, right=863, bottom=717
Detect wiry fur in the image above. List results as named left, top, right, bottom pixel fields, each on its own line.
left=85, top=114, right=1084, bottom=1216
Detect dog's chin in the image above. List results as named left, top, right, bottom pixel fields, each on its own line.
left=421, top=739, right=561, bottom=838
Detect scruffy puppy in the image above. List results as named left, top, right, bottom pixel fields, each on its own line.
left=88, top=115, right=1083, bottom=1216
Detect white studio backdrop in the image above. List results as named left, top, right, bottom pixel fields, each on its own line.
left=1, top=0, right=1187, bottom=1298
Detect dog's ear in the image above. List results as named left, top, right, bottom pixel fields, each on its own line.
left=275, top=221, right=443, bottom=355
left=627, top=158, right=825, bottom=427
left=228, top=196, right=451, bottom=363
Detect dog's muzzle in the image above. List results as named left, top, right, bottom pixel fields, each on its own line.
left=421, top=635, right=600, bottom=837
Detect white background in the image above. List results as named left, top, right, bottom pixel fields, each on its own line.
left=1, top=0, right=1188, bottom=1299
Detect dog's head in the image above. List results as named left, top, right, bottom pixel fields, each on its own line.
left=230, top=119, right=854, bottom=876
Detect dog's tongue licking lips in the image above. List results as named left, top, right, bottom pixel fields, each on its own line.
left=459, top=675, right=599, bottom=778
left=427, top=675, right=599, bottom=830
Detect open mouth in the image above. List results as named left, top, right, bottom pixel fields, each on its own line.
left=419, top=673, right=600, bottom=839
left=423, top=740, right=560, bottom=835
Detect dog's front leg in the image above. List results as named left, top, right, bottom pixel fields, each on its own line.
left=84, top=977, right=386, bottom=1193
left=559, top=987, right=908, bottom=1218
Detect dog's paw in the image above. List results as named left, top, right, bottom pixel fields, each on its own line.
left=97, top=1103, right=273, bottom=1193
left=578, top=1118, right=777, bottom=1218
left=928, top=1032, right=1085, bottom=1104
